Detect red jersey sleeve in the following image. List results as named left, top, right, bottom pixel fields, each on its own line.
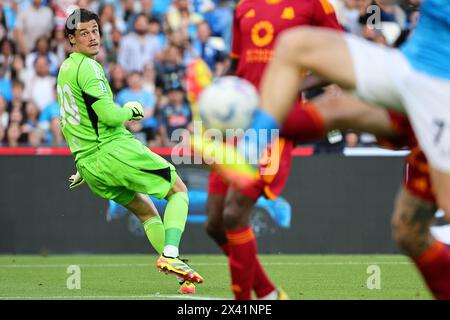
left=312, top=0, right=342, bottom=31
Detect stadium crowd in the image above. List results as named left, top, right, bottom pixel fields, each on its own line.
left=0, top=0, right=419, bottom=148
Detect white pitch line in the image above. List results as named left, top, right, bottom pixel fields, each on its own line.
left=0, top=294, right=229, bottom=300
left=0, top=261, right=412, bottom=268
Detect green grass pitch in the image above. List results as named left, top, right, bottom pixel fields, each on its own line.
left=0, top=254, right=432, bottom=300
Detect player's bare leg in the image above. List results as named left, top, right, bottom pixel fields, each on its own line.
left=223, top=189, right=255, bottom=230
left=391, top=188, right=436, bottom=257
left=260, top=27, right=356, bottom=125
left=125, top=192, right=160, bottom=222
left=391, top=187, right=450, bottom=299
left=205, top=194, right=228, bottom=251
left=223, top=189, right=282, bottom=300
left=312, top=89, right=399, bottom=140
left=280, top=89, right=402, bottom=147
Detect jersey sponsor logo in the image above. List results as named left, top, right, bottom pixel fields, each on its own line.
left=281, top=7, right=295, bottom=20
left=251, top=20, right=274, bottom=47
left=245, top=49, right=273, bottom=63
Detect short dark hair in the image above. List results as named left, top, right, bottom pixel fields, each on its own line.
left=64, top=8, right=102, bottom=41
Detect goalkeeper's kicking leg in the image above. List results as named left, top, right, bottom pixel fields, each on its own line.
left=125, top=177, right=203, bottom=288
left=155, top=177, right=204, bottom=284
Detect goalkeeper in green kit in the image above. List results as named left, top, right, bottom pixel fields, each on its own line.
left=58, top=8, right=203, bottom=294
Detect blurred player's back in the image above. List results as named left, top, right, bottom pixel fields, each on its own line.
left=231, top=0, right=340, bottom=89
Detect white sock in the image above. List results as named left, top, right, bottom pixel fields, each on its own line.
left=163, top=245, right=179, bottom=258
left=259, top=290, right=278, bottom=300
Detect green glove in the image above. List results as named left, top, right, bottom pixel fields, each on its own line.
left=124, top=101, right=144, bottom=120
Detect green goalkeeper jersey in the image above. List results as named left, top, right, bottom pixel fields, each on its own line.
left=57, top=52, right=134, bottom=161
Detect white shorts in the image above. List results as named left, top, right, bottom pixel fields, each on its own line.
left=345, top=34, right=450, bottom=173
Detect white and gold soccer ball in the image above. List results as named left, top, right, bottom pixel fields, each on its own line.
left=198, top=76, right=259, bottom=133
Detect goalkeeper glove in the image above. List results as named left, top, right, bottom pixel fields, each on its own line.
left=69, top=171, right=85, bottom=189
left=124, top=101, right=144, bottom=120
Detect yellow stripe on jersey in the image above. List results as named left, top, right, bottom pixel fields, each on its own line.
left=244, top=8, right=255, bottom=18
left=319, top=0, right=335, bottom=14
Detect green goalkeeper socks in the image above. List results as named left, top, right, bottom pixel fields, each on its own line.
left=142, top=216, right=165, bottom=255
left=163, top=192, right=189, bottom=257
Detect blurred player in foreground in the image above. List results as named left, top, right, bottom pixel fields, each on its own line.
left=296, top=86, right=448, bottom=299
left=238, top=0, right=450, bottom=299
left=59, top=8, right=203, bottom=294
left=203, top=0, right=341, bottom=300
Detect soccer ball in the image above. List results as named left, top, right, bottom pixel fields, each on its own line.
left=198, top=76, right=259, bottom=132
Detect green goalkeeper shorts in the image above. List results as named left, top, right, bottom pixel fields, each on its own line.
left=76, top=137, right=178, bottom=206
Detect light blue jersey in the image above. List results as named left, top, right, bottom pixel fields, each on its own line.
left=401, top=0, right=450, bottom=80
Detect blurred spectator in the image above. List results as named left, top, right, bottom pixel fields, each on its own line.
left=14, top=0, right=54, bottom=55
left=27, top=127, right=44, bottom=146
left=105, top=28, right=123, bottom=64
left=159, top=84, right=192, bottom=147
left=6, top=122, right=21, bottom=146
left=50, top=26, right=71, bottom=64
left=0, top=94, right=8, bottom=130
left=155, top=44, right=186, bottom=95
left=137, top=0, right=152, bottom=16
left=10, top=55, right=27, bottom=86
left=99, top=3, right=126, bottom=55
left=1, top=1, right=16, bottom=35
left=191, top=21, right=226, bottom=74
left=203, top=0, right=233, bottom=52
left=8, top=107, right=24, bottom=126
left=191, top=0, right=215, bottom=14
left=25, top=36, right=59, bottom=77
left=0, top=4, right=9, bottom=40
left=114, top=0, right=139, bottom=33
left=39, top=99, right=63, bottom=145
left=149, top=17, right=166, bottom=58
left=116, top=71, right=158, bottom=145
left=52, top=0, right=78, bottom=31
left=166, top=28, right=196, bottom=65
left=118, top=13, right=163, bottom=72
left=108, top=63, right=127, bottom=95
left=166, top=0, right=203, bottom=40
left=142, top=63, right=156, bottom=94
left=151, top=0, right=171, bottom=23
left=21, top=100, right=40, bottom=139
left=8, top=80, right=26, bottom=112
left=345, top=132, right=360, bottom=147
left=23, top=54, right=56, bottom=111
left=0, top=70, right=12, bottom=103
left=0, top=38, right=15, bottom=80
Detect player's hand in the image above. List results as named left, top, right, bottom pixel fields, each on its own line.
left=69, top=171, right=85, bottom=189
left=124, top=101, right=144, bottom=121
